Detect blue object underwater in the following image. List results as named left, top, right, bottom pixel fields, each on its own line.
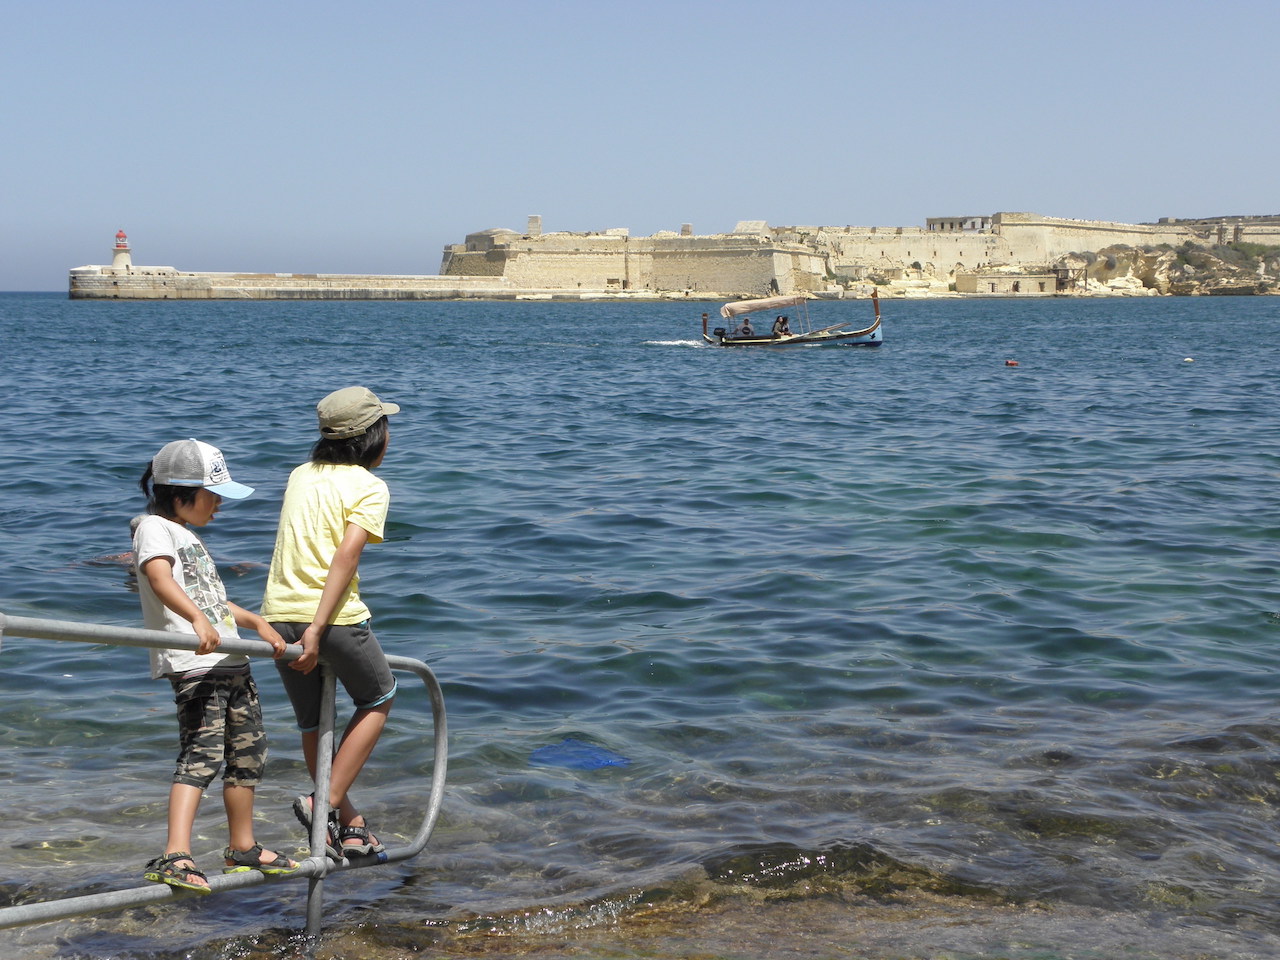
left=529, top=738, right=631, bottom=770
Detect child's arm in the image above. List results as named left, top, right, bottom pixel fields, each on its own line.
left=141, top=557, right=221, bottom=655
left=289, top=522, right=370, bottom=674
left=229, top=602, right=287, bottom=659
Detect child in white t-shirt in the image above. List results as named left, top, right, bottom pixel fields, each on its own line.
left=134, top=438, right=297, bottom=892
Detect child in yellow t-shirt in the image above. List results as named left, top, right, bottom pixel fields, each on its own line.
left=262, top=387, right=400, bottom=860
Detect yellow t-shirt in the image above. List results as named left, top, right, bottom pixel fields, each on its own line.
left=261, top=462, right=389, bottom=625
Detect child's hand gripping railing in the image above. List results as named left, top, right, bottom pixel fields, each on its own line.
left=0, top=611, right=447, bottom=940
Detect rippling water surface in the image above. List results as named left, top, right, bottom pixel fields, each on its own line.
left=3, top=292, right=1280, bottom=959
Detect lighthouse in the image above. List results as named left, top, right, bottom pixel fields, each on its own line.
left=111, top=229, right=132, bottom=270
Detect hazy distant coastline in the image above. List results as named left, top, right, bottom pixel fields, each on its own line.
left=70, top=212, right=1280, bottom=301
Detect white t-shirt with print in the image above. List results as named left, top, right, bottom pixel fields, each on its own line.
left=133, top=514, right=249, bottom=679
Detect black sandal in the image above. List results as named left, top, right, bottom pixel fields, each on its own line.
left=292, top=794, right=342, bottom=860
left=143, top=851, right=211, bottom=894
left=339, top=820, right=385, bottom=857
left=223, top=843, right=301, bottom=876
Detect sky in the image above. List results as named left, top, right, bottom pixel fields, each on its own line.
left=3, top=0, right=1277, bottom=290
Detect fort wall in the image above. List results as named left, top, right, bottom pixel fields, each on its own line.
left=71, top=212, right=1280, bottom=300
left=441, top=232, right=823, bottom=297
left=1229, top=222, right=1280, bottom=245
left=804, top=225, right=1012, bottom=277
left=990, top=212, right=1204, bottom=261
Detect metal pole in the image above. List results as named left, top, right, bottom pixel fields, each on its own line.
left=305, top=667, right=339, bottom=939
left=0, top=613, right=447, bottom=936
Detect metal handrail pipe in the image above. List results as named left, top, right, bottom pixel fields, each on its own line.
left=0, top=614, right=449, bottom=862
left=0, top=613, right=301, bottom=662
left=0, top=611, right=448, bottom=935
left=0, top=855, right=332, bottom=931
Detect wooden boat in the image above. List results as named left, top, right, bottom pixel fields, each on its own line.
left=701, top=288, right=882, bottom=347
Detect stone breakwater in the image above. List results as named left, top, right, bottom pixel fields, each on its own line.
left=66, top=267, right=727, bottom=301
left=70, top=267, right=515, bottom=300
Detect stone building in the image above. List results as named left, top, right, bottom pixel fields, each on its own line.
left=925, top=216, right=993, bottom=233
left=954, top=271, right=1061, bottom=295
left=439, top=219, right=828, bottom=297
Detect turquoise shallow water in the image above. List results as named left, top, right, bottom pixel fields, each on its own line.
left=2, top=292, right=1280, bottom=958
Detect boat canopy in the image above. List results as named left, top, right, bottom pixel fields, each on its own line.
left=719, top=293, right=808, bottom=320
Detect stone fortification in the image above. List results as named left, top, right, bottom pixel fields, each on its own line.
left=989, top=212, right=1207, bottom=262
left=440, top=226, right=826, bottom=298
left=1158, top=214, right=1280, bottom=245
left=800, top=224, right=1010, bottom=289
left=70, top=212, right=1280, bottom=300
left=439, top=213, right=1279, bottom=298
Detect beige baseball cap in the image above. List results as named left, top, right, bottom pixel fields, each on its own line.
left=316, top=386, right=401, bottom=440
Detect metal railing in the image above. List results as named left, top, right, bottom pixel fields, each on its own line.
left=0, top=611, right=447, bottom=943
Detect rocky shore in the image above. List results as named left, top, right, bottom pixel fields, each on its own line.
left=1053, top=241, right=1280, bottom=296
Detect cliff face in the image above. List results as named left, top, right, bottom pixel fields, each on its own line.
left=1057, top=243, right=1280, bottom=296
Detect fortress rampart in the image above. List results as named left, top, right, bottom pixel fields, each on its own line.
left=437, top=213, right=1280, bottom=298
left=440, top=230, right=828, bottom=297
left=71, top=213, right=1280, bottom=300
left=802, top=225, right=1011, bottom=278
left=990, top=212, right=1208, bottom=261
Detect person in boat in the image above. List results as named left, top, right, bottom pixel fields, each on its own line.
left=737, top=318, right=755, bottom=337
left=771, top=315, right=791, bottom=337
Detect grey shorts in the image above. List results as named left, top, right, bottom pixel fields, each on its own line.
left=272, top=621, right=397, bottom=732
left=169, top=669, right=266, bottom=789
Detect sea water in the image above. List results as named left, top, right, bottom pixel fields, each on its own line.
left=2, top=291, right=1279, bottom=959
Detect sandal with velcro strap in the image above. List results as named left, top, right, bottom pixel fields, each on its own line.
left=339, top=821, right=385, bottom=857
left=143, top=851, right=211, bottom=894
left=222, top=843, right=301, bottom=876
left=292, top=793, right=342, bottom=860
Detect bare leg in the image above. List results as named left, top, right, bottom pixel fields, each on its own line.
left=300, top=699, right=394, bottom=824
left=165, top=782, right=203, bottom=854
left=223, top=783, right=257, bottom=852
left=222, top=782, right=293, bottom=867
left=163, top=782, right=209, bottom=888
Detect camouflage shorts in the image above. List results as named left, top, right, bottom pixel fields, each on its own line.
left=169, top=669, right=267, bottom=789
